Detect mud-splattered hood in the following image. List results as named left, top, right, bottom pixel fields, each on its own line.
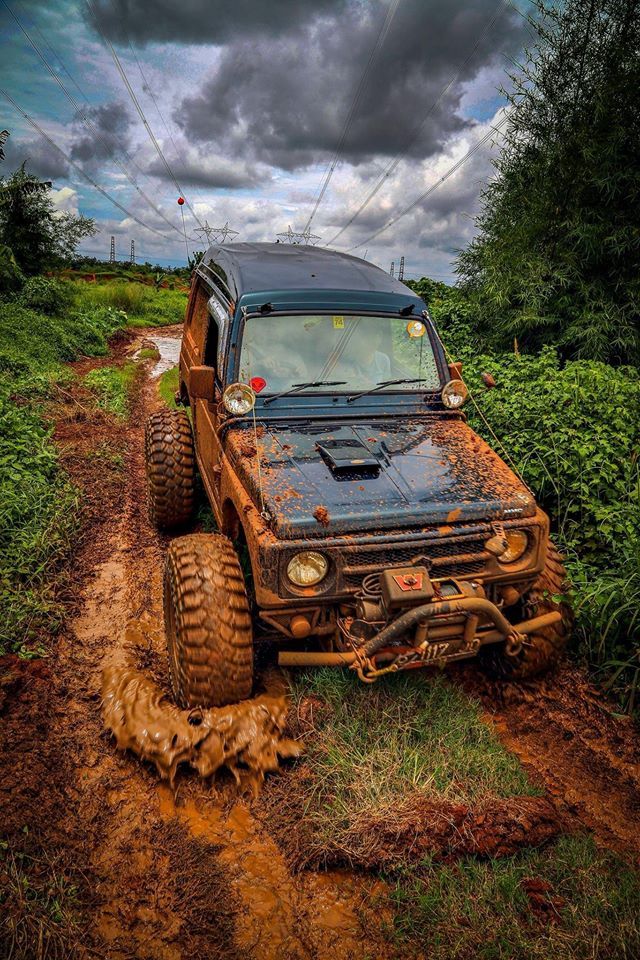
left=227, top=418, right=535, bottom=540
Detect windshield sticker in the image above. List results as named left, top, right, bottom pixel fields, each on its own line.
left=250, top=376, right=267, bottom=393
left=332, top=315, right=345, bottom=329
left=406, top=319, right=426, bottom=338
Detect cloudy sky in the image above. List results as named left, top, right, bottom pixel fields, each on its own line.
left=0, top=0, right=532, bottom=279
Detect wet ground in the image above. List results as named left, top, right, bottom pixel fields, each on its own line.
left=1, top=325, right=639, bottom=959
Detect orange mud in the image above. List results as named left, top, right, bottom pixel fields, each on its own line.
left=102, top=664, right=302, bottom=790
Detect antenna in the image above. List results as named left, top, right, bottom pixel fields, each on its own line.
left=398, top=255, right=405, bottom=281
left=390, top=260, right=395, bottom=277
left=110, top=235, right=116, bottom=263
left=130, top=239, right=135, bottom=264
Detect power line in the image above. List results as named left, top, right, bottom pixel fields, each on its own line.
left=85, top=0, right=204, bottom=233
left=325, top=0, right=510, bottom=247
left=2, top=0, right=185, bottom=239
left=348, top=113, right=511, bottom=250
left=0, top=87, right=171, bottom=238
left=303, top=0, right=403, bottom=233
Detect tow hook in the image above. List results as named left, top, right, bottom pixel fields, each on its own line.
left=505, top=631, right=525, bottom=657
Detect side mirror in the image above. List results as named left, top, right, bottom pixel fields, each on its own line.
left=448, top=361, right=463, bottom=380
left=189, top=365, right=215, bottom=400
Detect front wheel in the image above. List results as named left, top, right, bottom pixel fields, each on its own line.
left=164, top=534, right=254, bottom=707
left=484, top=542, right=572, bottom=680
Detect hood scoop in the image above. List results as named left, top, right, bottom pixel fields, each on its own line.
left=316, top=438, right=380, bottom=481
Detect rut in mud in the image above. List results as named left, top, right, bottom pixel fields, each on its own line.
left=1, top=325, right=640, bottom=960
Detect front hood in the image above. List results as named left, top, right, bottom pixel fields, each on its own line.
left=227, top=418, right=535, bottom=540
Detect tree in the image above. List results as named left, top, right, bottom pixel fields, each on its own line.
left=0, top=164, right=97, bottom=275
left=457, top=0, right=640, bottom=365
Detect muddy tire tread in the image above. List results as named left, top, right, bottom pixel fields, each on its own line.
left=145, top=409, right=195, bottom=530
left=164, top=533, right=253, bottom=707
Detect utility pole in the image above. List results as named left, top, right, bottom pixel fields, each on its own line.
left=130, top=239, right=135, bottom=265
left=109, top=235, right=116, bottom=263
left=390, top=260, right=395, bottom=277
left=398, top=255, right=405, bottom=281
left=276, top=225, right=321, bottom=245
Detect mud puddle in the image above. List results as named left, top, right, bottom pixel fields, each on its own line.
left=147, top=334, right=182, bottom=377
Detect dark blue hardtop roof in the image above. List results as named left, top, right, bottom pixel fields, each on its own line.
left=199, top=242, right=418, bottom=303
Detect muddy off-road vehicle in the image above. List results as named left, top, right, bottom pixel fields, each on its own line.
left=145, top=243, right=570, bottom=708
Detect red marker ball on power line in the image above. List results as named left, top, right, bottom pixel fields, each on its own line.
left=177, top=197, right=185, bottom=205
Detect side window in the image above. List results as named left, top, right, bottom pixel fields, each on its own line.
left=203, top=314, right=219, bottom=371
left=206, top=295, right=229, bottom=374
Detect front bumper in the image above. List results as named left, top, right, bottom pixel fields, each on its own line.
left=278, top=585, right=561, bottom=680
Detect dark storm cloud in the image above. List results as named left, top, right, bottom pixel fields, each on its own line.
left=2, top=134, right=69, bottom=181
left=144, top=152, right=267, bottom=189
left=69, top=101, right=131, bottom=165
left=174, top=0, right=525, bottom=171
left=84, top=0, right=347, bottom=45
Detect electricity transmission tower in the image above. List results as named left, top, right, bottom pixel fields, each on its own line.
left=109, top=235, right=115, bottom=263
left=194, top=220, right=239, bottom=245
left=390, top=260, right=395, bottom=277
left=275, top=225, right=321, bottom=245
left=130, top=240, right=135, bottom=264
left=398, top=255, right=405, bottom=280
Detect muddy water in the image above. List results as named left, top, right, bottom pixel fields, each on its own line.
left=102, top=665, right=303, bottom=791
left=148, top=334, right=182, bottom=377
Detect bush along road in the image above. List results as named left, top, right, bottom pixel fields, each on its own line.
left=0, top=288, right=638, bottom=959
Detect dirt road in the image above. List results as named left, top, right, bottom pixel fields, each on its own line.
left=1, top=325, right=639, bottom=959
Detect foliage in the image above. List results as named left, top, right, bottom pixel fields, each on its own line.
left=389, top=835, right=640, bottom=959
left=0, top=243, right=24, bottom=293
left=0, top=165, right=96, bottom=275
left=457, top=0, right=640, bottom=365
left=16, top=276, right=73, bottom=315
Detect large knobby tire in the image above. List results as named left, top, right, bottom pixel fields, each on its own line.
left=485, top=542, right=573, bottom=680
left=145, top=408, right=195, bottom=530
left=164, top=533, right=254, bottom=708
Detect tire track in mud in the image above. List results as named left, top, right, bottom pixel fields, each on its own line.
left=458, top=666, right=640, bottom=859
left=59, top=327, right=390, bottom=960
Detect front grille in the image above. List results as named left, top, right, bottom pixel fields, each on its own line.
left=341, top=533, right=489, bottom=591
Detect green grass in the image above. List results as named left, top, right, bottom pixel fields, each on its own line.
left=84, top=362, right=138, bottom=418
left=283, top=670, right=535, bottom=852
left=158, top=364, right=179, bottom=408
left=69, top=280, right=187, bottom=327
left=387, top=835, right=640, bottom=960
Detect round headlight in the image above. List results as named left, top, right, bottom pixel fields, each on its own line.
left=223, top=382, right=256, bottom=415
left=442, top=378, right=468, bottom=409
left=287, top=551, right=328, bottom=587
left=498, top=530, right=528, bottom=563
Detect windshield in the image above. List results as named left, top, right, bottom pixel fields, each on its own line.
left=238, top=314, right=442, bottom=397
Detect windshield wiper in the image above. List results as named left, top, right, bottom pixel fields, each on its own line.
left=347, top=378, right=428, bottom=403
left=263, top=380, right=348, bottom=406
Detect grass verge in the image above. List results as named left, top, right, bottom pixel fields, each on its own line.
left=158, top=364, right=179, bottom=408
left=68, top=280, right=187, bottom=327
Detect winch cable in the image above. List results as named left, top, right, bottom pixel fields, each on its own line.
left=324, top=0, right=511, bottom=247
left=303, top=0, right=403, bottom=234
left=0, top=88, right=171, bottom=239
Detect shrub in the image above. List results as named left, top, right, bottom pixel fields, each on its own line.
left=0, top=244, right=23, bottom=293
left=17, top=276, right=72, bottom=315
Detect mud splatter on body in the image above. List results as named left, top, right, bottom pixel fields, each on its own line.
left=102, top=667, right=303, bottom=791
